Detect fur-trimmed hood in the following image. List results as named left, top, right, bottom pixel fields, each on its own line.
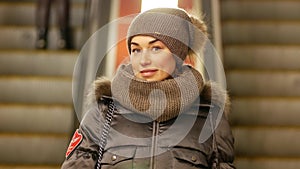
left=92, top=77, right=231, bottom=118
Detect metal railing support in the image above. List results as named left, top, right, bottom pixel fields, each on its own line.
left=74, top=0, right=112, bottom=120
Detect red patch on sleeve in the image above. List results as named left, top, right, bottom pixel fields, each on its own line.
left=65, top=129, right=83, bottom=158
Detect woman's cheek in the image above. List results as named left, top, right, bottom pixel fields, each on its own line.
left=130, top=57, right=140, bottom=75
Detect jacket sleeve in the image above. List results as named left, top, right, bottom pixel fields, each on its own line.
left=215, top=113, right=235, bottom=169
left=61, top=105, right=105, bottom=169
left=61, top=127, right=99, bottom=169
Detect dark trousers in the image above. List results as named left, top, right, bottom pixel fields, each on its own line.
left=36, top=0, right=72, bottom=49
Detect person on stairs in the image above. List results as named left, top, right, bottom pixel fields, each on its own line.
left=35, top=0, right=72, bottom=50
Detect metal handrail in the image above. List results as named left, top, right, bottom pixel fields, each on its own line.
left=74, top=0, right=112, bottom=120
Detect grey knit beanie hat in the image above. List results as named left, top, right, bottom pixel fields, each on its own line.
left=127, top=8, right=193, bottom=61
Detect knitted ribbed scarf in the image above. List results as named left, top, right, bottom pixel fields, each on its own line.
left=111, top=64, right=204, bottom=122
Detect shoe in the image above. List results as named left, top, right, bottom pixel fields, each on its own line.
left=36, top=38, right=47, bottom=49
left=58, top=27, right=73, bottom=50
left=57, top=38, right=67, bottom=49
left=36, top=28, right=48, bottom=49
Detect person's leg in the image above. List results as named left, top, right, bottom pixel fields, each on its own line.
left=36, top=0, right=51, bottom=49
left=56, top=0, right=72, bottom=49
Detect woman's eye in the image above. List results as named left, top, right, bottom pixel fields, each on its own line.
left=131, top=48, right=141, bottom=53
left=151, top=46, right=162, bottom=52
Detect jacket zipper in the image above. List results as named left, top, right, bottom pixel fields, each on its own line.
left=150, top=121, right=159, bottom=169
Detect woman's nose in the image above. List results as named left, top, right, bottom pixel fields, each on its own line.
left=140, top=50, right=151, bottom=66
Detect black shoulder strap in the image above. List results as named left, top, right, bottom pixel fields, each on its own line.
left=95, top=100, right=116, bottom=169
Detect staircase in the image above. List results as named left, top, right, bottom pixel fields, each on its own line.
left=221, top=0, right=300, bottom=169
left=0, top=0, right=84, bottom=168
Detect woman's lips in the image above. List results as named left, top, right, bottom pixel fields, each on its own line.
left=140, top=69, right=158, bottom=77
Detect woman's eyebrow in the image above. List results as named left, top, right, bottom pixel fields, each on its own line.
left=131, top=39, right=159, bottom=46
left=130, top=42, right=139, bottom=46
left=148, top=39, right=159, bottom=44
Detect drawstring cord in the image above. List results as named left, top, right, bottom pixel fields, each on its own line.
left=95, top=101, right=115, bottom=169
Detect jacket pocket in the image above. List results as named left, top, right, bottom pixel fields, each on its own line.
left=171, top=148, right=208, bottom=169
left=101, top=146, right=136, bottom=169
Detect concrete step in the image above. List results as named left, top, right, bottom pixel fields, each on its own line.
left=0, top=26, right=81, bottom=50
left=222, top=21, right=300, bottom=44
left=0, top=76, right=72, bottom=104
left=224, top=45, right=300, bottom=70
left=226, top=70, right=300, bottom=97
left=235, top=157, right=300, bottom=169
left=230, top=97, right=300, bottom=127
left=0, top=134, right=68, bottom=165
left=0, top=2, right=84, bottom=27
left=0, top=50, right=78, bottom=76
left=233, top=127, right=300, bottom=157
left=221, top=0, right=300, bottom=21
left=0, top=104, right=74, bottom=134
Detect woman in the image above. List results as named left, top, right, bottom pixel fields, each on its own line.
left=61, top=8, right=235, bottom=169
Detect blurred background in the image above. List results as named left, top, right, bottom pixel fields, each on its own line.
left=0, top=0, right=299, bottom=169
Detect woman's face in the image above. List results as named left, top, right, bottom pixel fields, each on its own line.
left=130, top=36, right=176, bottom=82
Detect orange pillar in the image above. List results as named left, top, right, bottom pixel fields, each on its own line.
left=178, top=0, right=193, bottom=11
left=115, top=0, right=141, bottom=69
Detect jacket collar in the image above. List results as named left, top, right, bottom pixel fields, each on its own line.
left=92, top=78, right=231, bottom=119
